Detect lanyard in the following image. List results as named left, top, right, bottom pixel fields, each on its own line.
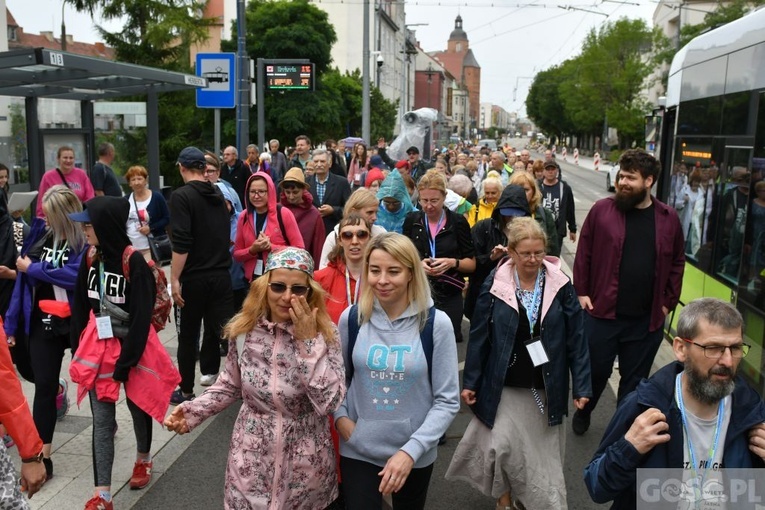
left=345, top=267, right=361, bottom=306
left=252, top=211, right=268, bottom=236
left=424, top=211, right=445, bottom=259
left=675, top=373, right=724, bottom=480
left=49, top=239, right=68, bottom=268
left=514, top=268, right=543, bottom=331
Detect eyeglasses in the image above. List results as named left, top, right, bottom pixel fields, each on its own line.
left=340, top=230, right=370, bottom=241
left=515, top=250, right=545, bottom=261
left=204, top=169, right=219, bottom=175
left=681, top=338, right=750, bottom=359
left=268, top=282, right=311, bottom=296
left=249, top=189, right=268, bottom=196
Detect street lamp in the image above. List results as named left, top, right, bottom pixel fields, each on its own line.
left=61, top=2, right=67, bottom=51
left=425, top=63, right=435, bottom=110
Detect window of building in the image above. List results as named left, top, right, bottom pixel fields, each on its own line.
left=8, top=26, right=17, bottom=41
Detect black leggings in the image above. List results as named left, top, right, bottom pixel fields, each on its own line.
left=28, top=312, right=68, bottom=444
left=89, top=390, right=152, bottom=487
left=340, top=457, right=434, bottom=510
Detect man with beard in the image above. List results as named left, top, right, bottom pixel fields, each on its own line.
left=572, top=149, right=685, bottom=435
left=584, top=298, right=765, bottom=509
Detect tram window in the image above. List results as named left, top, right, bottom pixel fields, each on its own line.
left=740, top=95, right=765, bottom=308
left=674, top=137, right=719, bottom=268
left=721, top=91, right=754, bottom=135
left=677, top=96, right=722, bottom=136
left=713, top=149, right=753, bottom=285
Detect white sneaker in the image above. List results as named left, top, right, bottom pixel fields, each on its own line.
left=200, top=374, right=217, bottom=386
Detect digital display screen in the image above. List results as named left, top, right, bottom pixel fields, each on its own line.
left=265, top=64, right=314, bottom=91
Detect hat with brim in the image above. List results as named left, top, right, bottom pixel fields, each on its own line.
left=177, top=146, right=206, bottom=170
left=280, top=167, right=308, bottom=189
left=544, top=161, right=560, bottom=170
left=68, top=209, right=91, bottom=222
left=499, top=207, right=527, bottom=217
left=406, top=146, right=419, bottom=155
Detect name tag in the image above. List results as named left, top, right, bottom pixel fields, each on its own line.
left=525, top=337, right=549, bottom=367
left=95, top=314, right=114, bottom=340
left=53, top=285, right=68, bottom=302
left=253, top=259, right=264, bottom=277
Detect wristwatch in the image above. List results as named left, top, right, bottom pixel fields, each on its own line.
left=21, top=451, right=44, bottom=463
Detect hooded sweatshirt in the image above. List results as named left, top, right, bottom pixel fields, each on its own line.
left=375, top=170, right=414, bottom=234
left=234, top=173, right=304, bottom=281
left=334, top=300, right=460, bottom=468
left=280, top=189, right=325, bottom=265
left=70, top=196, right=155, bottom=381
left=169, top=180, right=231, bottom=283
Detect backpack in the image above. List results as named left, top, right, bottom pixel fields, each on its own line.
left=86, top=245, right=172, bottom=332
left=346, top=304, right=436, bottom=384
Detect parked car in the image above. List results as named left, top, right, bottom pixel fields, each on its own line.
left=606, top=162, right=620, bottom=192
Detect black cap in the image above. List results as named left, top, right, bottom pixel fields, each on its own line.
left=544, top=160, right=560, bottom=170
left=406, top=146, right=420, bottom=155
left=177, top=147, right=206, bottom=170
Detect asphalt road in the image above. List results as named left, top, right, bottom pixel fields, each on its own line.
left=134, top=156, right=619, bottom=510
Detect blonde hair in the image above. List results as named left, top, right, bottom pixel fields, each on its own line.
left=505, top=216, right=547, bottom=251
left=417, top=169, right=447, bottom=195
left=357, top=233, right=431, bottom=329
left=343, top=187, right=379, bottom=216
left=42, top=185, right=86, bottom=252
left=223, top=272, right=337, bottom=344
left=509, top=172, right=542, bottom=211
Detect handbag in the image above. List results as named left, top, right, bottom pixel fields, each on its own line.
left=132, top=193, right=172, bottom=265
left=147, top=233, right=172, bottom=265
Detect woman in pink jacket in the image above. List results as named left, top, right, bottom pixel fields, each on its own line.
left=165, top=247, right=346, bottom=509
left=233, top=173, right=304, bottom=282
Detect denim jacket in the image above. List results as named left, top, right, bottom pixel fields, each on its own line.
left=462, top=256, right=591, bottom=427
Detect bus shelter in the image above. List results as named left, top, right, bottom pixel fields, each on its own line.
left=0, top=47, right=206, bottom=192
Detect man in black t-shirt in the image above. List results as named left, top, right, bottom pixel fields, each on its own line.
left=91, top=142, right=123, bottom=197
left=572, top=149, right=685, bottom=436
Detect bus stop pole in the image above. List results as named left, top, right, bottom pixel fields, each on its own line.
left=215, top=109, right=221, bottom=156
left=147, top=91, right=160, bottom=191
left=257, top=59, right=265, bottom=152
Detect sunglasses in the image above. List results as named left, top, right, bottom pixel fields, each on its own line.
left=268, top=282, right=311, bottom=296
left=340, top=230, right=370, bottom=240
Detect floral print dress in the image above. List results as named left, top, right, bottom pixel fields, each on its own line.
left=179, top=318, right=346, bottom=510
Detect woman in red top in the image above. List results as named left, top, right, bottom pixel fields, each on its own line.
left=314, top=214, right=372, bottom=324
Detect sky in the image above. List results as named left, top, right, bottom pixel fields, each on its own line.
left=7, top=0, right=657, bottom=118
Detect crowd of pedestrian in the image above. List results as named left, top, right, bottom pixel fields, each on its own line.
left=1, top=138, right=764, bottom=510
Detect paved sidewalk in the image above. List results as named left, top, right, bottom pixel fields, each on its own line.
left=8, top=266, right=223, bottom=510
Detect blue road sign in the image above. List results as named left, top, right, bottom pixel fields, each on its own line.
left=196, top=53, right=236, bottom=109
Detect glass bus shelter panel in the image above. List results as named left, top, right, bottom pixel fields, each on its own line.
left=673, top=136, right=723, bottom=267
left=713, top=147, right=753, bottom=286
left=738, top=95, right=765, bottom=313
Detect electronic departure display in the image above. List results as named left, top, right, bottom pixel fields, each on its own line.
left=265, top=64, right=315, bottom=91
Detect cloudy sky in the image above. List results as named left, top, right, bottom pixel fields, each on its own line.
left=8, top=0, right=656, bottom=117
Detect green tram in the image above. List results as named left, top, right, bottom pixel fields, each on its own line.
left=655, top=6, right=765, bottom=390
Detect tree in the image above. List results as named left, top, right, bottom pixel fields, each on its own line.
left=679, top=0, right=765, bottom=48
left=222, top=0, right=397, bottom=144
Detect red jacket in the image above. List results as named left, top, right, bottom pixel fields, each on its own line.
left=70, top=313, right=180, bottom=423
left=234, top=173, right=304, bottom=281
left=314, top=259, right=359, bottom=325
left=573, top=195, right=685, bottom=331
left=0, top=319, right=43, bottom=459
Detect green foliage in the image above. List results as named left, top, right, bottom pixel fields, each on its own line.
left=221, top=0, right=396, bottom=144
left=527, top=17, right=668, bottom=149
left=9, top=103, right=27, bottom=169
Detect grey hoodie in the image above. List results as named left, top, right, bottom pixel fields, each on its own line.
left=335, top=299, right=460, bottom=468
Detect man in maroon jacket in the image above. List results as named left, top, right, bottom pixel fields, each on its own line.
left=280, top=167, right=326, bottom=264
left=572, top=149, right=685, bottom=435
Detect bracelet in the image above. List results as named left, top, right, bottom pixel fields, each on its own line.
left=454, top=258, right=460, bottom=270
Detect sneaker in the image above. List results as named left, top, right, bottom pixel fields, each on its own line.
left=129, top=460, right=153, bottom=490
left=84, top=495, right=114, bottom=510
left=2, top=435, right=14, bottom=449
left=572, top=409, right=591, bottom=436
left=170, top=389, right=195, bottom=405
left=200, top=374, right=217, bottom=386
left=56, top=378, right=69, bottom=420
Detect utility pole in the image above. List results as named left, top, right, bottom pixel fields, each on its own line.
left=362, top=0, right=371, bottom=143
left=236, top=0, right=249, bottom=156
left=61, top=2, right=67, bottom=51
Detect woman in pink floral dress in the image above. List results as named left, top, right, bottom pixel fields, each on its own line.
left=165, top=247, right=346, bottom=509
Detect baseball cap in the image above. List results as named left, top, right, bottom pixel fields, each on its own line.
left=499, top=207, right=527, bottom=217
left=544, top=160, right=560, bottom=170
left=406, top=146, right=420, bottom=155
left=177, top=147, right=206, bottom=170
left=68, top=209, right=91, bottom=222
